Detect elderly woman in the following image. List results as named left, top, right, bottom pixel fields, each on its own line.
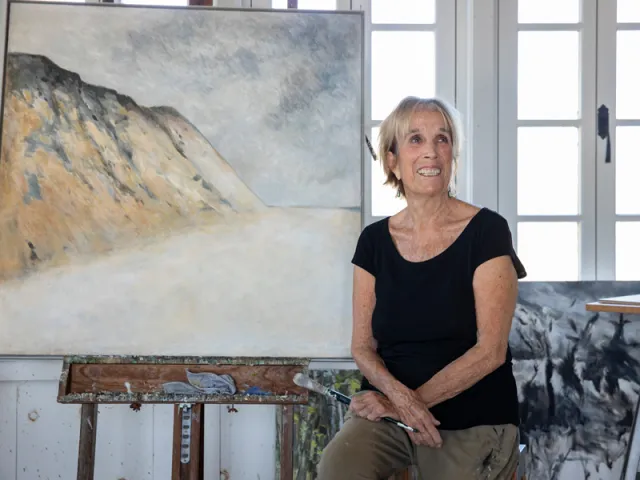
left=318, top=96, right=526, bottom=479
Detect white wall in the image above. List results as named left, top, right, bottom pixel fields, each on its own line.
left=0, top=1, right=500, bottom=478
left=0, top=358, right=278, bottom=480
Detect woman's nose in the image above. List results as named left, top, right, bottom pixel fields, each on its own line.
left=421, top=145, right=436, bottom=158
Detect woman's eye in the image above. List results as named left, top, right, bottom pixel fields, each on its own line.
left=410, top=135, right=421, bottom=143
left=438, top=135, right=450, bottom=143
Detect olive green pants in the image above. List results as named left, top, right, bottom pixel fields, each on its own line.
left=317, top=414, right=519, bottom=480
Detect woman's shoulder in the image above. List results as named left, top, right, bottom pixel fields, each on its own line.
left=451, top=202, right=513, bottom=247
left=360, top=216, right=390, bottom=239
left=459, top=203, right=527, bottom=278
left=476, top=207, right=509, bottom=227
left=455, top=201, right=509, bottom=231
left=352, top=217, right=391, bottom=275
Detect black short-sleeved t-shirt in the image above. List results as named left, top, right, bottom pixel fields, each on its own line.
left=351, top=207, right=524, bottom=430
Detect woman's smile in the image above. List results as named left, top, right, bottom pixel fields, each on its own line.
left=416, top=166, right=441, bottom=177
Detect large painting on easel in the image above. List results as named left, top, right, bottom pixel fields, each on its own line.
left=0, top=2, right=363, bottom=357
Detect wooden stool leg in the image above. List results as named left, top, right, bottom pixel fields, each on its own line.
left=279, top=405, right=294, bottom=480
left=172, top=404, right=205, bottom=480
left=388, top=468, right=411, bottom=480
left=77, top=403, right=98, bottom=480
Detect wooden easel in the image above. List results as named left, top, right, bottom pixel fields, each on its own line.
left=57, top=355, right=310, bottom=480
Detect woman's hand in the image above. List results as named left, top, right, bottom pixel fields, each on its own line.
left=389, top=388, right=442, bottom=448
left=349, top=391, right=399, bottom=422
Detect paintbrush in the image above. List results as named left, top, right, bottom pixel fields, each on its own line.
left=293, top=373, right=419, bottom=433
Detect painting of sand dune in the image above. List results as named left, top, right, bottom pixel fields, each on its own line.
left=0, top=3, right=363, bottom=357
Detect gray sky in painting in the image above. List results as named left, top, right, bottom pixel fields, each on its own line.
left=6, top=3, right=362, bottom=208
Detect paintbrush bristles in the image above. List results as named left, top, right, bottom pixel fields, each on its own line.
left=293, top=373, right=329, bottom=395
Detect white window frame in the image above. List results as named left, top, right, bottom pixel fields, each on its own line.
left=596, top=0, right=617, bottom=280
left=596, top=2, right=640, bottom=280
left=497, top=0, right=598, bottom=280
left=457, top=0, right=500, bottom=212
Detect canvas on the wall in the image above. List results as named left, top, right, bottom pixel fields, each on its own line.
left=0, top=2, right=363, bottom=356
left=512, top=281, right=640, bottom=480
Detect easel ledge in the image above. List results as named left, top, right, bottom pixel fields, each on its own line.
left=57, top=354, right=311, bottom=404
left=57, top=355, right=311, bottom=480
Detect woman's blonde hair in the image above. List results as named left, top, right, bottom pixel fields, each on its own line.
left=377, top=96, right=464, bottom=198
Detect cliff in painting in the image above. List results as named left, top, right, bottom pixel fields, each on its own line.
left=0, top=53, right=266, bottom=281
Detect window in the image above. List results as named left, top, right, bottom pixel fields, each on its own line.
left=598, top=0, right=640, bottom=281
left=498, top=0, right=640, bottom=281
left=353, top=0, right=456, bottom=224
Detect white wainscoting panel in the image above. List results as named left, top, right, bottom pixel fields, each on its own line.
left=0, top=358, right=280, bottom=480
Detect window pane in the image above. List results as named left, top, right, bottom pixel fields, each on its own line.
left=618, top=0, right=640, bottom=22
left=518, top=0, right=579, bottom=23
left=371, top=128, right=406, bottom=217
left=616, top=31, right=640, bottom=120
left=372, top=0, right=435, bottom=24
left=371, top=31, right=435, bottom=121
left=616, top=222, right=640, bottom=280
left=518, top=31, right=580, bottom=120
left=298, top=0, right=336, bottom=9
left=517, top=222, right=580, bottom=280
left=616, top=127, right=640, bottom=215
left=517, top=127, right=579, bottom=215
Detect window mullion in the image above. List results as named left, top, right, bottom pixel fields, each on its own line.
left=580, top=0, right=598, bottom=280
left=435, top=0, right=456, bottom=105
left=497, top=0, right=518, bottom=242
left=595, top=0, right=618, bottom=280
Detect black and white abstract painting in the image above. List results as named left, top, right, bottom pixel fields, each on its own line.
left=511, top=281, right=640, bottom=480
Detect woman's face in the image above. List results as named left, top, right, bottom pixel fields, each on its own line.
left=387, top=109, right=453, bottom=198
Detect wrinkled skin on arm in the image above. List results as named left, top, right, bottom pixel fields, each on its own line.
left=416, top=255, right=518, bottom=408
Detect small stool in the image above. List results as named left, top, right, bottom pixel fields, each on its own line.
left=388, top=468, right=412, bottom=480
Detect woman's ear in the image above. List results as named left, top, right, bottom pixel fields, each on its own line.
left=386, top=151, right=401, bottom=180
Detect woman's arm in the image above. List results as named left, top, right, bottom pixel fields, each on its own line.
left=350, top=265, right=407, bottom=399
left=416, top=255, right=518, bottom=408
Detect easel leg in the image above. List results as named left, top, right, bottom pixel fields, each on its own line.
left=279, top=405, right=294, bottom=480
left=77, top=404, right=98, bottom=480
left=172, top=404, right=205, bottom=480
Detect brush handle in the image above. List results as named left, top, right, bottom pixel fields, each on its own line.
left=382, top=417, right=418, bottom=433
left=327, top=389, right=419, bottom=433
left=328, top=389, right=352, bottom=405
